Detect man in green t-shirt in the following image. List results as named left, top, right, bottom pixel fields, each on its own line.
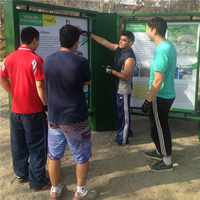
left=141, top=17, right=177, bottom=172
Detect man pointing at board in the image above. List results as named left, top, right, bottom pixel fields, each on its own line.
left=82, top=30, right=136, bottom=147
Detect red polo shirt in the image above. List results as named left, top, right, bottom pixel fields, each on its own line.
left=0, top=46, right=44, bottom=114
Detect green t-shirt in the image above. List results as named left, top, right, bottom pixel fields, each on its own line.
left=149, top=40, right=177, bottom=99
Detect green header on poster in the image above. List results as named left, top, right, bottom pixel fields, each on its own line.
left=125, top=23, right=147, bottom=32
left=19, top=12, right=43, bottom=26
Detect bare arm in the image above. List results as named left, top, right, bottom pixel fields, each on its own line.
left=35, top=80, right=47, bottom=105
left=0, top=78, right=11, bottom=94
left=146, top=71, right=164, bottom=102
left=91, top=33, right=118, bottom=51
left=112, top=58, right=135, bottom=81
left=83, top=79, right=92, bottom=88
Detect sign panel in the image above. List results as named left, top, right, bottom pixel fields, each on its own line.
left=125, top=22, right=200, bottom=113
left=19, top=11, right=89, bottom=101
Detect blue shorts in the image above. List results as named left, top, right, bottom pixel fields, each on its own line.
left=48, top=119, right=92, bottom=164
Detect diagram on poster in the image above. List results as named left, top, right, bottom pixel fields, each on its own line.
left=125, top=22, right=200, bottom=112
left=19, top=12, right=88, bottom=59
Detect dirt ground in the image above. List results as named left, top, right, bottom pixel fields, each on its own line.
left=0, top=83, right=200, bottom=200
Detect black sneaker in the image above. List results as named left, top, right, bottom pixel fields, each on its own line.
left=144, top=150, right=163, bottom=161
left=31, top=176, right=51, bottom=192
left=16, top=176, right=29, bottom=183
left=148, top=160, right=173, bottom=172
left=109, top=141, right=129, bottom=147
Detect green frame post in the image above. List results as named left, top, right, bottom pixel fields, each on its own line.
left=3, top=0, right=19, bottom=55
left=90, top=13, right=118, bottom=131
left=3, top=0, right=19, bottom=122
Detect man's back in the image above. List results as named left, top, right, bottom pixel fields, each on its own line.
left=44, top=51, right=92, bottom=124
left=0, top=46, right=44, bottom=114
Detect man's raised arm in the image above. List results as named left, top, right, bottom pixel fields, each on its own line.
left=81, top=30, right=118, bottom=52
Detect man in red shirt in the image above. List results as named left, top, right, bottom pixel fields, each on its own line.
left=0, top=27, right=51, bottom=191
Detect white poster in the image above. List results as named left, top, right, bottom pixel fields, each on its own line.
left=19, top=12, right=89, bottom=100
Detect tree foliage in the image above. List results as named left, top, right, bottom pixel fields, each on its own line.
left=24, top=0, right=124, bottom=13
left=1, top=0, right=200, bottom=16
left=170, top=0, right=200, bottom=13
left=0, top=0, right=3, bottom=25
left=127, top=0, right=200, bottom=13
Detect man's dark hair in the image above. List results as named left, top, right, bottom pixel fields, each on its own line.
left=148, top=17, right=167, bottom=38
left=21, top=27, right=39, bottom=45
left=59, top=25, right=81, bottom=48
left=121, top=31, right=135, bottom=43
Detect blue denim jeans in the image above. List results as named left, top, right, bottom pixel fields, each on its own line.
left=11, top=112, right=48, bottom=189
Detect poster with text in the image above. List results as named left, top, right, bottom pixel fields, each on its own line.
left=19, top=12, right=89, bottom=102
left=125, top=22, right=200, bottom=112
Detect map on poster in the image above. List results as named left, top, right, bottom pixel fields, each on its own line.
left=18, top=11, right=89, bottom=101
left=125, top=22, right=200, bottom=113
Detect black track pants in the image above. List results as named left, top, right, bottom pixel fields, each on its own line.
left=149, top=96, right=175, bottom=156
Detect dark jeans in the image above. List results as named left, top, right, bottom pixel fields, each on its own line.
left=11, top=112, right=48, bottom=189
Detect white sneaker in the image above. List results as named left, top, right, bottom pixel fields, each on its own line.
left=74, top=189, right=97, bottom=200
left=50, top=183, right=63, bottom=200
